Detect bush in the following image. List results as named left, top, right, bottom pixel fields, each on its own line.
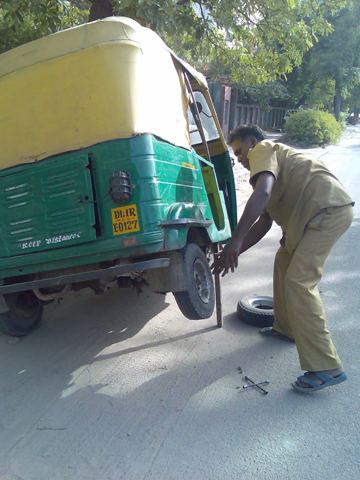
left=284, top=109, right=342, bottom=147
left=338, top=111, right=348, bottom=129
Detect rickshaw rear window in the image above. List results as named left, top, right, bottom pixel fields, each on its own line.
left=188, top=91, right=219, bottom=146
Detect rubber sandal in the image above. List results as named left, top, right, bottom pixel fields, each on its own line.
left=292, top=371, right=347, bottom=393
left=259, top=327, right=295, bottom=343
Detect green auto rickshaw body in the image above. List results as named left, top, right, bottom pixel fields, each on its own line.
left=0, top=17, right=237, bottom=333
left=0, top=134, right=233, bottom=277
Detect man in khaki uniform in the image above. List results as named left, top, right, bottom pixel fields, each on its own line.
left=213, top=125, right=354, bottom=393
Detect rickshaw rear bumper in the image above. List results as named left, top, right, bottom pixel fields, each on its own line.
left=0, top=258, right=170, bottom=297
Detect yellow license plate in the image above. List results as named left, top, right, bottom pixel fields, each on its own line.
left=111, top=204, right=140, bottom=236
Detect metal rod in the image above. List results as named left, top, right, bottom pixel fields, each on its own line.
left=213, top=245, right=223, bottom=328
left=244, top=376, right=269, bottom=395
left=243, top=381, right=269, bottom=390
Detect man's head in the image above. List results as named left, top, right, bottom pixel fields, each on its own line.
left=228, top=125, right=265, bottom=170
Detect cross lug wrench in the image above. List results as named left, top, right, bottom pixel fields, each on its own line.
left=243, top=375, right=269, bottom=395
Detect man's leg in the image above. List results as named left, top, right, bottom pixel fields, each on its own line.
left=284, top=205, right=353, bottom=372
left=272, top=246, right=294, bottom=338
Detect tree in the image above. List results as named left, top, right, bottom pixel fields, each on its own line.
left=347, top=84, right=360, bottom=123
left=89, top=0, right=113, bottom=21
left=286, top=1, right=360, bottom=118
left=0, top=0, right=349, bottom=86
left=0, top=1, right=88, bottom=53
left=110, top=0, right=349, bottom=84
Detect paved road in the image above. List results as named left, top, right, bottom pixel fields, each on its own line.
left=1, top=128, right=359, bottom=480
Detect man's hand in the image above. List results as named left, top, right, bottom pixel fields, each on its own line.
left=211, top=172, right=275, bottom=278
left=211, top=237, right=243, bottom=277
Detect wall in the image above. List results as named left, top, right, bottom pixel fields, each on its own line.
left=209, top=82, right=287, bottom=137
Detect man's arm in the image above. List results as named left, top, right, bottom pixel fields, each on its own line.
left=239, top=210, right=273, bottom=254
left=213, top=172, right=275, bottom=275
left=233, top=172, right=274, bottom=242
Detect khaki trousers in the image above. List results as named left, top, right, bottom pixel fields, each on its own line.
left=273, top=205, right=353, bottom=371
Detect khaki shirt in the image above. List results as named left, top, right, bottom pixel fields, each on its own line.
left=248, top=140, right=354, bottom=253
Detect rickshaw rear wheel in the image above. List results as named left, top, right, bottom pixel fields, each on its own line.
left=174, top=243, right=215, bottom=319
left=0, top=291, right=43, bottom=337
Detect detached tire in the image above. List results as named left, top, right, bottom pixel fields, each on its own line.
left=0, top=292, right=43, bottom=337
left=174, top=243, right=215, bottom=319
left=237, top=295, right=274, bottom=328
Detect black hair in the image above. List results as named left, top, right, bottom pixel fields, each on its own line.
left=227, top=125, right=266, bottom=144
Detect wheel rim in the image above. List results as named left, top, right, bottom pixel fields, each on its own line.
left=193, top=258, right=210, bottom=304
left=250, top=298, right=273, bottom=311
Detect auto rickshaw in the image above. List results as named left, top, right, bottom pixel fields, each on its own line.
left=0, top=17, right=237, bottom=336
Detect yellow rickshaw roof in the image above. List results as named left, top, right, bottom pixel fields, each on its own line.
left=0, top=16, right=207, bottom=88
left=0, top=16, right=207, bottom=168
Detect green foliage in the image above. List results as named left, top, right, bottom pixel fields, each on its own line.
left=301, top=78, right=336, bottom=111
left=112, top=0, right=349, bottom=85
left=0, top=0, right=349, bottom=87
left=337, top=112, right=348, bottom=129
left=232, top=81, right=290, bottom=110
left=284, top=110, right=342, bottom=147
left=347, top=84, right=360, bottom=111
left=0, top=1, right=88, bottom=54
left=286, top=1, right=360, bottom=116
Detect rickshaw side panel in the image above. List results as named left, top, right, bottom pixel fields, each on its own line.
left=0, top=135, right=230, bottom=280
left=0, top=155, right=97, bottom=258
left=87, top=135, right=228, bottom=245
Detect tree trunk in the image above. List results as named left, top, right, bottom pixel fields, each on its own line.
left=89, top=0, right=114, bottom=22
left=355, top=108, right=360, bottom=124
left=333, top=83, right=342, bottom=120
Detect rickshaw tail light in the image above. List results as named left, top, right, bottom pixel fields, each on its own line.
left=109, top=170, right=132, bottom=203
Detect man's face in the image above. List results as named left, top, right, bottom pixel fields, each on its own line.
left=230, top=137, right=256, bottom=170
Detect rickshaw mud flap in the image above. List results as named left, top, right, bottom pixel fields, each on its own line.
left=0, top=258, right=170, bottom=296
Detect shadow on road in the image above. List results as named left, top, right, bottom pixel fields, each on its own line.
left=0, top=213, right=359, bottom=479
